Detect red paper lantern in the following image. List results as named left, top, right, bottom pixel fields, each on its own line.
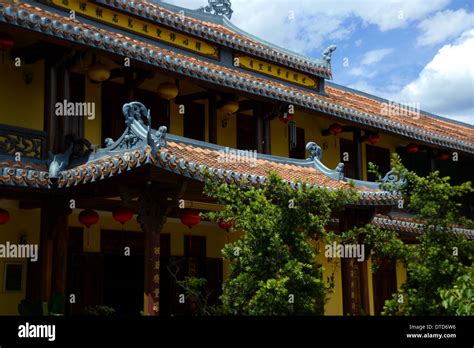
left=180, top=209, right=200, bottom=228
left=367, top=134, right=380, bottom=145
left=406, top=143, right=419, bottom=154
left=328, top=123, right=343, bottom=135
left=439, top=153, right=450, bottom=161
left=112, top=206, right=134, bottom=225
left=0, top=33, right=14, bottom=50
left=217, top=219, right=234, bottom=232
left=78, top=209, right=99, bottom=228
left=0, top=208, right=10, bottom=225
left=279, top=113, right=293, bottom=124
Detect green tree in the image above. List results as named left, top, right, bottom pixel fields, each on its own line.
left=358, top=154, right=474, bottom=315
left=439, top=264, right=474, bottom=315
left=203, top=171, right=357, bottom=315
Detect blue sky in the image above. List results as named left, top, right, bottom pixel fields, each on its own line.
left=166, top=0, right=474, bottom=125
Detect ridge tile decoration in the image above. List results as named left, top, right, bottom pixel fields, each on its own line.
left=48, top=0, right=220, bottom=59
left=234, top=53, right=319, bottom=90
left=96, top=0, right=331, bottom=78
left=0, top=101, right=403, bottom=206
left=371, top=214, right=474, bottom=239
left=0, top=2, right=472, bottom=154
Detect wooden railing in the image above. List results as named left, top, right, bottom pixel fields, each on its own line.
left=0, top=123, right=48, bottom=159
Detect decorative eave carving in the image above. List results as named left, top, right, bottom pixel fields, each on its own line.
left=305, top=141, right=344, bottom=180
left=98, top=101, right=167, bottom=156
left=200, top=0, right=233, bottom=19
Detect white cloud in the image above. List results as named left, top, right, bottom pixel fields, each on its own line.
left=347, top=48, right=393, bottom=78
left=417, top=9, right=474, bottom=46
left=361, top=48, right=394, bottom=65
left=165, top=0, right=449, bottom=55
left=397, top=29, right=474, bottom=123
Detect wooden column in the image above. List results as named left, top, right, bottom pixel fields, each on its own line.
left=339, top=216, right=354, bottom=315
left=353, top=129, right=363, bottom=180
left=340, top=209, right=373, bottom=315
left=39, top=201, right=69, bottom=303
left=137, top=183, right=169, bottom=316
left=208, top=94, right=218, bottom=144
left=124, top=69, right=135, bottom=102
left=44, top=58, right=59, bottom=153
left=137, top=181, right=187, bottom=315
left=255, top=103, right=264, bottom=153
left=52, top=205, right=70, bottom=296
left=263, top=108, right=271, bottom=154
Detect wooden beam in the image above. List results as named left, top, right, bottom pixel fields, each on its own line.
left=137, top=180, right=187, bottom=315
left=175, top=91, right=209, bottom=105
left=238, top=100, right=259, bottom=113
left=184, top=200, right=223, bottom=211
left=208, top=93, right=217, bottom=144
left=255, top=103, right=264, bottom=153
left=11, top=43, right=66, bottom=64
left=39, top=201, right=70, bottom=303
left=44, top=57, right=58, bottom=153
left=353, top=129, right=363, bottom=180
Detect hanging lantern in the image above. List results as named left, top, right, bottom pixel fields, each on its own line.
left=0, top=32, right=14, bottom=50
left=180, top=209, right=201, bottom=229
left=406, top=143, right=419, bottom=154
left=367, top=133, right=380, bottom=145
left=87, top=62, right=110, bottom=82
left=220, top=100, right=239, bottom=114
left=217, top=218, right=234, bottom=232
left=0, top=208, right=10, bottom=225
left=328, top=123, right=343, bottom=135
left=279, top=112, right=294, bottom=124
left=439, top=153, right=450, bottom=161
left=112, top=206, right=134, bottom=225
left=78, top=209, right=99, bottom=228
left=157, top=82, right=179, bottom=100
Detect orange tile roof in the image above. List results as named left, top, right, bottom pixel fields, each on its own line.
left=1, top=1, right=472, bottom=154
left=372, top=213, right=474, bottom=238
left=100, top=0, right=331, bottom=78
left=165, top=140, right=348, bottom=189
left=326, top=85, right=474, bottom=147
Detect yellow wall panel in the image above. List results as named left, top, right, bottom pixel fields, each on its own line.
left=0, top=59, right=44, bottom=130
left=84, top=79, right=102, bottom=147
left=0, top=202, right=41, bottom=315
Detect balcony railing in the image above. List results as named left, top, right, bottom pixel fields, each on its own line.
left=0, top=123, right=48, bottom=159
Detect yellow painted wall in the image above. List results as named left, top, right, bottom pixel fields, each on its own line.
left=367, top=257, right=375, bottom=315
left=67, top=209, right=227, bottom=258
left=272, top=109, right=400, bottom=180
left=0, top=201, right=41, bottom=315
left=0, top=202, right=410, bottom=317
left=217, top=110, right=237, bottom=148
left=84, top=79, right=102, bottom=147
left=315, top=240, right=343, bottom=315
left=0, top=58, right=44, bottom=130
left=396, top=261, right=407, bottom=289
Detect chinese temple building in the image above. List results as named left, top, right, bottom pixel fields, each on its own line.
left=0, top=0, right=473, bottom=316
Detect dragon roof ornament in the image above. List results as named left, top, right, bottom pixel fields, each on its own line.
left=200, top=0, right=233, bottom=19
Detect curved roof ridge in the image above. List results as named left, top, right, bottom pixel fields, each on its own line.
left=153, top=0, right=327, bottom=65
left=92, top=0, right=331, bottom=77
left=327, top=81, right=474, bottom=130
left=1, top=2, right=472, bottom=153
left=220, top=16, right=326, bottom=65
